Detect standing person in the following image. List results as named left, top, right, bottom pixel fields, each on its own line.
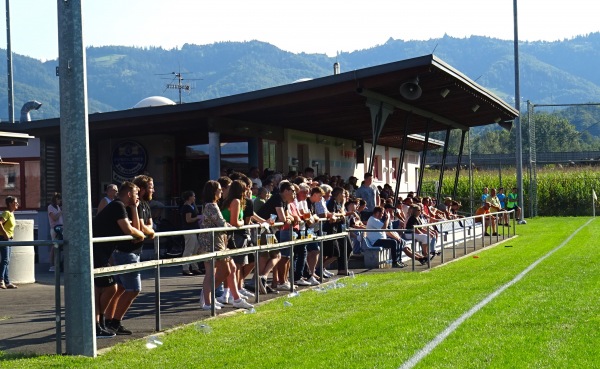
left=256, top=181, right=295, bottom=293
left=92, top=181, right=145, bottom=338
left=219, top=179, right=254, bottom=304
left=180, top=190, right=202, bottom=276
left=347, top=176, right=359, bottom=197
left=481, top=187, right=489, bottom=206
left=0, top=196, right=19, bottom=289
left=304, top=167, right=315, bottom=179
left=104, top=175, right=155, bottom=335
left=304, top=186, right=325, bottom=282
left=253, top=187, right=269, bottom=213
left=198, top=180, right=253, bottom=310
left=354, top=173, right=380, bottom=221
left=506, top=187, right=524, bottom=224
left=325, top=187, right=348, bottom=276
left=235, top=174, right=263, bottom=297
left=47, top=192, right=63, bottom=272
left=274, top=183, right=302, bottom=289
left=248, top=167, right=262, bottom=188
left=497, top=187, right=507, bottom=210
left=97, top=184, right=118, bottom=214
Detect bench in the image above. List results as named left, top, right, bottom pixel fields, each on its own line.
left=359, top=234, right=391, bottom=269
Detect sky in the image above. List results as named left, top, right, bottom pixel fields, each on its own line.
left=1, top=0, right=599, bottom=61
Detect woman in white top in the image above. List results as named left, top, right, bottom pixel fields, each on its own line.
left=47, top=193, right=63, bottom=272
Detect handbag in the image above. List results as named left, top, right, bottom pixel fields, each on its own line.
left=227, top=231, right=249, bottom=249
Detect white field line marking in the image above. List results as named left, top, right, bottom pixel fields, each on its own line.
left=399, top=218, right=593, bottom=369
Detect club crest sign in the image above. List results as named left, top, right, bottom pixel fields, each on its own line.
left=112, top=141, right=147, bottom=182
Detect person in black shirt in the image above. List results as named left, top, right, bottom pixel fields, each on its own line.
left=104, top=175, right=154, bottom=335
left=255, top=181, right=293, bottom=293
left=180, top=190, right=202, bottom=275
left=324, top=187, right=346, bottom=275
left=92, top=181, right=144, bottom=338
left=305, top=187, right=325, bottom=280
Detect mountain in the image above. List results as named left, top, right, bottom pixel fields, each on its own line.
left=1, top=33, right=600, bottom=122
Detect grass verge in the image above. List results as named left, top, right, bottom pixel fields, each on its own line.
left=1, top=217, right=598, bottom=368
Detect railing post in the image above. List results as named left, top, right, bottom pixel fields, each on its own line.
left=411, top=237, right=416, bottom=271
left=210, top=231, right=216, bottom=317
left=318, top=221, right=324, bottom=280
left=54, top=242, right=62, bottom=354
left=154, top=235, right=161, bottom=332
left=426, top=225, right=431, bottom=269
left=288, top=227, right=295, bottom=293
left=254, top=247, right=260, bottom=303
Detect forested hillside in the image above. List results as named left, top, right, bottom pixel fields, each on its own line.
left=1, top=33, right=600, bottom=152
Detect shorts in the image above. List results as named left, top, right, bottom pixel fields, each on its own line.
left=405, top=233, right=429, bottom=245
left=231, top=233, right=250, bottom=265
left=323, top=239, right=340, bottom=258
left=112, top=251, right=142, bottom=292
left=306, top=242, right=320, bottom=252
left=94, top=275, right=116, bottom=288
left=278, top=229, right=297, bottom=258
left=260, top=250, right=280, bottom=259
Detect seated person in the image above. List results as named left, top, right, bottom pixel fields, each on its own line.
left=488, top=188, right=509, bottom=227
left=449, top=200, right=464, bottom=218
left=345, top=199, right=365, bottom=255
left=404, top=205, right=436, bottom=264
left=487, top=188, right=502, bottom=213
left=422, top=197, right=446, bottom=221
left=496, top=187, right=510, bottom=226
left=475, top=202, right=497, bottom=236
left=365, top=206, right=406, bottom=268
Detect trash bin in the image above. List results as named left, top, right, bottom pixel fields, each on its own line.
left=10, top=219, right=35, bottom=284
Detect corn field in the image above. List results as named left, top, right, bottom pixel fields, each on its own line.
left=423, top=166, right=600, bottom=217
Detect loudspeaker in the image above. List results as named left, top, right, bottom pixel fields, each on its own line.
left=356, top=141, right=364, bottom=164
left=399, top=77, right=422, bottom=100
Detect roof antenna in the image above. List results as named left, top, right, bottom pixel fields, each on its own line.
left=333, top=51, right=341, bottom=75
left=155, top=66, right=202, bottom=104
left=431, top=43, right=439, bottom=54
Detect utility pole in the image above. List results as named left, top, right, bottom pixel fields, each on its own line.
left=57, top=0, right=96, bottom=356
left=513, top=0, right=526, bottom=224
left=5, top=0, right=14, bottom=123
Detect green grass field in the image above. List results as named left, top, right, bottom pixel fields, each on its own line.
left=1, top=217, right=599, bottom=368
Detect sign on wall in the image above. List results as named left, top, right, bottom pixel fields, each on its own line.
left=112, top=140, right=147, bottom=183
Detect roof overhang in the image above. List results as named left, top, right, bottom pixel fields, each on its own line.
left=0, top=130, right=34, bottom=146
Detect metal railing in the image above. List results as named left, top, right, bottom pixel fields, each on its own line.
left=41, top=218, right=345, bottom=355
left=5, top=211, right=515, bottom=355
left=351, top=210, right=516, bottom=271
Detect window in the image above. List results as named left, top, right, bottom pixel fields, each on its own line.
left=263, top=140, right=277, bottom=171
left=373, top=155, right=381, bottom=180
left=0, top=159, right=40, bottom=210
left=185, top=142, right=249, bottom=172
left=391, top=158, right=398, bottom=181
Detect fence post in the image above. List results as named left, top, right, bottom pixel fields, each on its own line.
left=288, top=227, right=295, bottom=293
left=154, top=235, right=161, bottom=332
left=54, top=242, right=62, bottom=354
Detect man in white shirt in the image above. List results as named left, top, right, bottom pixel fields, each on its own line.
left=365, top=206, right=405, bottom=268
